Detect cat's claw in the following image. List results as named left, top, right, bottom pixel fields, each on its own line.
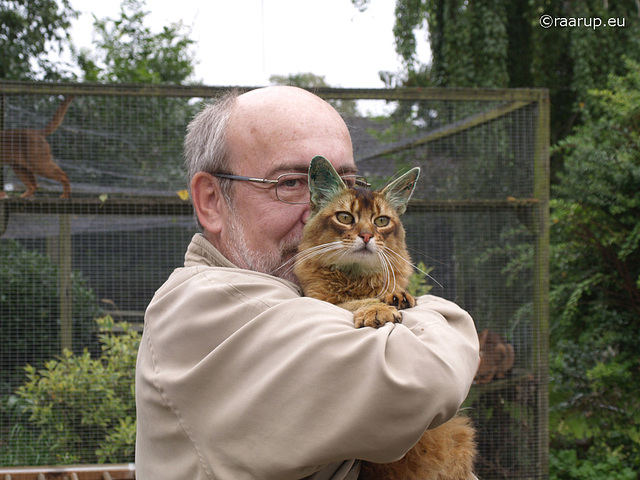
left=383, top=291, right=416, bottom=310
left=354, top=303, right=402, bottom=329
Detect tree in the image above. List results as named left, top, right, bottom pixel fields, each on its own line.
left=270, top=72, right=329, bottom=88
left=0, top=0, right=78, bottom=80
left=68, top=0, right=200, bottom=187
left=356, top=0, right=640, bottom=147
left=549, top=59, right=640, bottom=474
left=75, top=0, right=196, bottom=84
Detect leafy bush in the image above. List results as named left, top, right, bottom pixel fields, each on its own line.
left=0, top=239, right=99, bottom=388
left=549, top=58, right=640, bottom=473
left=550, top=449, right=636, bottom=480
left=13, top=316, right=139, bottom=464
left=408, top=261, right=435, bottom=297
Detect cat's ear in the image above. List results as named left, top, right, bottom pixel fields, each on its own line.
left=381, top=167, right=420, bottom=215
left=308, top=156, right=347, bottom=209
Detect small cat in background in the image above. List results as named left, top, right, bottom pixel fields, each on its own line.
left=474, top=329, right=515, bottom=384
left=0, top=95, right=74, bottom=199
left=294, top=156, right=477, bottom=480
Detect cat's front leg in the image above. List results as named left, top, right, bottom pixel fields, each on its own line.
left=354, top=303, right=402, bottom=329
left=382, top=290, right=416, bottom=310
left=338, top=298, right=402, bottom=329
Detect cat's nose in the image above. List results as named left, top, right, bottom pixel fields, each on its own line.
left=359, top=232, right=372, bottom=243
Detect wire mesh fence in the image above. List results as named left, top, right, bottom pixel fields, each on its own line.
left=0, top=82, right=549, bottom=479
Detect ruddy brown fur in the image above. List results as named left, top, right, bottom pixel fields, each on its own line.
left=474, top=329, right=515, bottom=384
left=359, top=416, right=477, bottom=480
left=294, top=156, right=477, bottom=479
left=0, top=95, right=74, bottom=198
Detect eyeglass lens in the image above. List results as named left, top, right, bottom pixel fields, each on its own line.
left=275, top=174, right=365, bottom=204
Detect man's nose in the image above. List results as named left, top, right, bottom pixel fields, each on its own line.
left=301, top=203, right=312, bottom=224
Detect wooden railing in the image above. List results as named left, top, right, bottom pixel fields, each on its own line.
left=0, top=464, right=135, bottom=480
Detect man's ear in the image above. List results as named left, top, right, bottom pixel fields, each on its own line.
left=190, top=172, right=227, bottom=234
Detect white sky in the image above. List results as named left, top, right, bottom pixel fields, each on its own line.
left=67, top=0, right=431, bottom=88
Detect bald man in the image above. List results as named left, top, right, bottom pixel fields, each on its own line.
left=135, top=87, right=479, bottom=480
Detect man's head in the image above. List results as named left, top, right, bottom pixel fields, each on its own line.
left=185, top=86, right=356, bottom=282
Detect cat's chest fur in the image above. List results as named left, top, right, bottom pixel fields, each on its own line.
left=300, top=266, right=392, bottom=305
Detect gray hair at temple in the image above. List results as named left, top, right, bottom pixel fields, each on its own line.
left=183, top=90, right=240, bottom=201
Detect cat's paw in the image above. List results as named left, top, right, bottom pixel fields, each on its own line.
left=382, top=290, right=416, bottom=310
left=354, top=303, right=402, bottom=329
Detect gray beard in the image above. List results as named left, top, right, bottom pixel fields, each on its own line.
left=224, top=203, right=300, bottom=284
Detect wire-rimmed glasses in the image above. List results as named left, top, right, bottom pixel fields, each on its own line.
left=211, top=172, right=370, bottom=204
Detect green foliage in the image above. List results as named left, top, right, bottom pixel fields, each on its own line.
left=0, top=0, right=78, bottom=80
left=0, top=240, right=99, bottom=387
left=64, top=0, right=200, bottom=187
left=550, top=449, right=636, bottom=480
left=75, top=0, right=196, bottom=84
left=407, top=261, right=434, bottom=297
left=0, top=0, right=198, bottom=83
left=270, top=72, right=329, bottom=88
left=362, top=0, right=640, bottom=151
left=549, top=59, right=640, bottom=472
left=13, top=316, right=140, bottom=464
left=378, top=0, right=511, bottom=87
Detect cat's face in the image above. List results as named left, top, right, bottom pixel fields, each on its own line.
left=301, top=187, right=407, bottom=274
left=295, top=156, right=420, bottom=276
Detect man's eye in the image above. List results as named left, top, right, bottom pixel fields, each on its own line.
left=279, top=176, right=306, bottom=188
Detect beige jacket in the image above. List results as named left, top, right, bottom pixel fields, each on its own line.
left=135, top=234, right=479, bottom=480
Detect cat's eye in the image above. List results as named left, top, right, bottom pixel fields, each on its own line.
left=336, top=212, right=354, bottom=224
left=374, top=216, right=390, bottom=227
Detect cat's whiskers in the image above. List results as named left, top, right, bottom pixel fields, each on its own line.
left=273, top=241, right=344, bottom=277
left=375, top=250, right=388, bottom=296
left=376, top=248, right=398, bottom=298
left=383, top=246, right=444, bottom=290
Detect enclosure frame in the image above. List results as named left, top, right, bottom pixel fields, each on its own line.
left=0, top=81, right=550, bottom=478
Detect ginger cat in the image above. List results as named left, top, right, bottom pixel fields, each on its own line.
left=294, top=156, right=477, bottom=480
left=0, top=95, right=74, bottom=199
left=474, top=329, right=515, bottom=384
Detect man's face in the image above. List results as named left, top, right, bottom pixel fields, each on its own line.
left=216, top=89, right=356, bottom=283
left=219, top=139, right=356, bottom=284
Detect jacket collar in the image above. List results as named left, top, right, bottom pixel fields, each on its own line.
left=184, top=233, right=237, bottom=268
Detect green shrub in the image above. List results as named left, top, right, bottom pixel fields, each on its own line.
left=0, top=239, right=99, bottom=388
left=13, top=316, right=139, bottom=463
left=549, top=58, right=640, bottom=472
left=408, top=261, right=435, bottom=297
left=550, top=449, right=636, bottom=480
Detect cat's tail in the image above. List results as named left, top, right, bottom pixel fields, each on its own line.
left=41, top=95, right=75, bottom=136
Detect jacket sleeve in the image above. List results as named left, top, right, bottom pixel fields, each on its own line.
left=137, top=267, right=479, bottom=480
